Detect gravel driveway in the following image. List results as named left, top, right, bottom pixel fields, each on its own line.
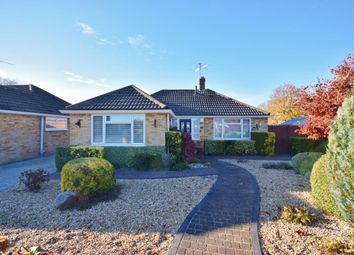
left=0, top=176, right=216, bottom=254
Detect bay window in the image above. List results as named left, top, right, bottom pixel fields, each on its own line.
left=213, top=118, right=251, bottom=140
left=92, top=115, right=145, bottom=145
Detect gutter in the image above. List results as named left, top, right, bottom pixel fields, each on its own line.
left=60, top=109, right=176, bottom=117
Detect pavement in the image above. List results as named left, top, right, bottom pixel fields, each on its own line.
left=0, top=156, right=56, bottom=191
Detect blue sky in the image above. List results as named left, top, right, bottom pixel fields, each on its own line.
left=0, top=1, right=353, bottom=106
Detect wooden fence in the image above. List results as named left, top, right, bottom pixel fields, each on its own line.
left=268, top=125, right=305, bottom=154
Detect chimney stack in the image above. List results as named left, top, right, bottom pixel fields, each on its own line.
left=199, top=76, right=205, bottom=91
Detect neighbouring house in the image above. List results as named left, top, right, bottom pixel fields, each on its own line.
left=0, top=85, right=70, bottom=164
left=61, top=77, right=269, bottom=148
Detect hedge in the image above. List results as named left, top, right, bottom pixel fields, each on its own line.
left=103, top=146, right=164, bottom=168
left=310, top=154, right=341, bottom=218
left=56, top=145, right=164, bottom=171
left=251, top=132, right=276, bottom=156
left=291, top=152, right=323, bottom=176
left=289, top=137, right=315, bottom=156
left=55, top=146, right=105, bottom=171
left=204, top=140, right=256, bottom=155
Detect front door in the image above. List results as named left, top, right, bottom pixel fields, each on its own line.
left=180, top=119, right=192, bottom=133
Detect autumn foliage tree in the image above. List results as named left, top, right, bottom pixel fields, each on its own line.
left=296, top=55, right=354, bottom=140
left=259, top=84, right=303, bottom=125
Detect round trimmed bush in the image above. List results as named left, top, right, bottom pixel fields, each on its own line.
left=327, top=95, right=354, bottom=223
left=291, top=152, right=322, bottom=175
left=61, top=157, right=116, bottom=196
left=310, top=154, right=341, bottom=218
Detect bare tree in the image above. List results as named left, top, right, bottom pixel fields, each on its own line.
left=0, top=77, right=18, bottom=85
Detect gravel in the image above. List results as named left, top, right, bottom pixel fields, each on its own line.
left=231, top=159, right=353, bottom=255
left=0, top=176, right=216, bottom=255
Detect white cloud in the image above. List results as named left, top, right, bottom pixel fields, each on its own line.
left=0, top=69, right=9, bottom=78
left=97, top=38, right=114, bottom=45
left=65, top=71, right=109, bottom=88
left=128, top=34, right=152, bottom=48
left=76, top=22, right=97, bottom=35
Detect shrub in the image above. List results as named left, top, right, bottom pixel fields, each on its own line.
left=165, top=131, right=183, bottom=160
left=61, top=158, right=116, bottom=197
left=131, top=152, right=161, bottom=170
left=19, top=168, right=50, bottom=191
left=291, top=152, right=322, bottom=175
left=313, top=140, right=328, bottom=153
left=311, top=154, right=341, bottom=218
left=56, top=146, right=105, bottom=171
left=299, top=152, right=323, bottom=175
left=171, top=161, right=190, bottom=171
left=280, top=205, right=316, bottom=225
left=261, top=162, right=293, bottom=170
left=327, top=95, right=354, bottom=223
left=0, top=236, right=9, bottom=253
left=318, top=237, right=354, bottom=255
left=182, top=132, right=197, bottom=162
left=224, top=140, right=257, bottom=155
left=204, top=140, right=224, bottom=155
left=160, top=152, right=176, bottom=168
left=289, top=137, right=315, bottom=156
left=251, top=132, right=276, bottom=156
left=104, top=146, right=164, bottom=168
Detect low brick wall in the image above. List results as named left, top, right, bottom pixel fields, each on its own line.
left=0, top=113, right=69, bottom=165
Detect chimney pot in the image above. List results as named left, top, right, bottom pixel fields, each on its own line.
left=199, top=76, right=206, bottom=91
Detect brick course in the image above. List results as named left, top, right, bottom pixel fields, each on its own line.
left=0, top=113, right=69, bottom=165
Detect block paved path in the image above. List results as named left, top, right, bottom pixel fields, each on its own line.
left=168, top=157, right=262, bottom=255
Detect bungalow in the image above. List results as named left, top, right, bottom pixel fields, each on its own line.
left=0, top=85, right=70, bottom=164
left=61, top=77, right=269, bottom=148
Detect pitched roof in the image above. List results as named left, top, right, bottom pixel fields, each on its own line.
left=279, top=117, right=307, bottom=126
left=151, top=89, right=269, bottom=116
left=66, top=85, right=168, bottom=111
left=0, top=85, right=70, bottom=116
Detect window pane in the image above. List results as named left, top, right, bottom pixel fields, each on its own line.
left=45, top=117, right=67, bottom=130
left=243, top=119, right=250, bottom=138
left=224, top=124, right=241, bottom=138
left=133, top=119, right=144, bottom=143
left=106, top=123, right=131, bottom=144
left=214, top=119, right=222, bottom=138
left=192, top=119, right=200, bottom=140
left=93, top=116, right=103, bottom=143
left=170, top=118, right=178, bottom=128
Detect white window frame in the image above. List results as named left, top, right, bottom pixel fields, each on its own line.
left=213, top=118, right=252, bottom=140
left=45, top=117, right=68, bottom=131
left=91, top=114, right=146, bottom=146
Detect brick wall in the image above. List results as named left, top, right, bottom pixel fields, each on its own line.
left=68, top=113, right=168, bottom=146
left=69, top=114, right=91, bottom=145
left=145, top=113, right=168, bottom=145
left=0, top=113, right=69, bottom=165
left=44, top=130, right=69, bottom=154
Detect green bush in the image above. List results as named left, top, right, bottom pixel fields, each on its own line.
left=224, top=140, right=257, bottom=155
left=131, top=152, right=163, bottom=170
left=204, top=140, right=224, bottom=155
left=251, top=132, right=276, bottom=156
left=280, top=205, right=316, bottom=226
left=291, top=152, right=322, bottom=175
left=311, top=154, right=341, bottom=218
left=171, top=161, right=190, bottom=171
left=289, top=137, right=315, bottom=156
left=313, top=140, right=328, bottom=153
left=104, top=146, right=164, bottom=168
left=56, top=146, right=105, bottom=171
left=327, top=95, right=354, bottom=223
left=61, top=158, right=116, bottom=196
left=165, top=131, right=183, bottom=160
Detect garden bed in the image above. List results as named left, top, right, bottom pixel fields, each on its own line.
left=0, top=176, right=216, bottom=254
left=232, top=159, right=352, bottom=255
